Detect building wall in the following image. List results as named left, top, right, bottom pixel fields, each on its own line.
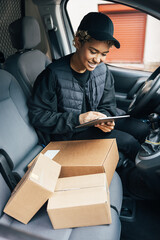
left=144, top=16, right=160, bottom=70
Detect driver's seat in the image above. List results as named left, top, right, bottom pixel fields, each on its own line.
left=5, top=16, right=51, bottom=98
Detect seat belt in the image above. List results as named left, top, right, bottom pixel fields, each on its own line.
left=43, top=14, right=64, bottom=60
left=48, top=29, right=63, bottom=59
left=0, top=150, right=17, bottom=191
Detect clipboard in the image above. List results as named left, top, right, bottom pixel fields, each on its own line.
left=75, top=114, right=130, bottom=128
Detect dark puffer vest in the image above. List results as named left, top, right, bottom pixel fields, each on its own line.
left=48, top=54, right=106, bottom=114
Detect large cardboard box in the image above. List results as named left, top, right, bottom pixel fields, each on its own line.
left=47, top=173, right=111, bottom=229
left=33, top=139, right=119, bottom=186
left=4, top=153, right=61, bottom=224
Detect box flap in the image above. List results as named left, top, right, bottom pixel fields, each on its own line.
left=4, top=153, right=61, bottom=224
left=55, top=173, right=107, bottom=191
left=48, top=187, right=108, bottom=209
left=48, top=173, right=109, bottom=209
left=29, top=153, right=61, bottom=192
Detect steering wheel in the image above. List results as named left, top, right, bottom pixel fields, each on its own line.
left=128, top=66, right=160, bottom=117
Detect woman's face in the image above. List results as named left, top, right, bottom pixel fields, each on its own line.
left=75, top=38, right=110, bottom=72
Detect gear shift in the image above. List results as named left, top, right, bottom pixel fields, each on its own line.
left=148, top=113, right=160, bottom=132
left=139, top=113, right=160, bottom=157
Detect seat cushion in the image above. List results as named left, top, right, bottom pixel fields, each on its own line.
left=0, top=70, right=43, bottom=177
left=109, top=171, right=123, bottom=214
left=68, top=209, right=121, bottom=240
left=0, top=171, right=122, bottom=240
left=1, top=205, right=120, bottom=240
left=5, top=50, right=51, bottom=97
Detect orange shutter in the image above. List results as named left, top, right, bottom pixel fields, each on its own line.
left=98, top=4, right=147, bottom=63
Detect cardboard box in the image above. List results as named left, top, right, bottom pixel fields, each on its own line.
left=4, top=153, right=61, bottom=224
left=32, top=139, right=119, bottom=186
left=47, top=173, right=111, bottom=229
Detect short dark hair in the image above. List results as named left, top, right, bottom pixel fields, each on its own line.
left=74, top=30, right=115, bottom=48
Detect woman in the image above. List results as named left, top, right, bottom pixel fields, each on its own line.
left=28, top=12, right=149, bottom=161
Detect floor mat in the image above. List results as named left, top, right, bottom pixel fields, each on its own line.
left=118, top=163, right=160, bottom=240
left=126, top=167, right=157, bottom=200
left=120, top=199, right=160, bottom=240
left=117, top=163, right=158, bottom=200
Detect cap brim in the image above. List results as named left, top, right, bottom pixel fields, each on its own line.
left=88, top=31, right=120, bottom=49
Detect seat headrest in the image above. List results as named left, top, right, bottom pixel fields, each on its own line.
left=9, top=16, right=41, bottom=50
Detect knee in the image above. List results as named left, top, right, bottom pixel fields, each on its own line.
left=117, top=134, right=141, bottom=161
left=126, top=134, right=141, bottom=147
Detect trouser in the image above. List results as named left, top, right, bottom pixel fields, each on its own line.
left=52, top=117, right=150, bottom=161
left=71, top=118, right=150, bottom=161
left=71, top=127, right=140, bottom=161
left=115, top=117, right=150, bottom=143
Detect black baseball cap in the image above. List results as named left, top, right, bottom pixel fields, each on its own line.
left=77, top=12, right=120, bottom=48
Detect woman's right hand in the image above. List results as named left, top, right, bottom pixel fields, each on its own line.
left=79, top=111, right=107, bottom=125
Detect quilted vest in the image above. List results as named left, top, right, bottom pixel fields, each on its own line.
left=48, top=54, right=107, bottom=114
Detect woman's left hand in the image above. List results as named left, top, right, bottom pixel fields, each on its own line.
left=95, top=120, right=115, bottom=133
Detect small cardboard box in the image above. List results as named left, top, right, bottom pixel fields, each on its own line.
left=34, top=139, right=119, bottom=186
left=4, top=153, right=61, bottom=224
left=47, top=173, right=111, bottom=229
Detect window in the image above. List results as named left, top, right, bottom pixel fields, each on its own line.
left=67, top=0, right=160, bottom=71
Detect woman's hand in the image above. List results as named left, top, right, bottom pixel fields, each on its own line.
left=79, top=111, right=107, bottom=124
left=95, top=121, right=115, bottom=132
left=79, top=111, right=115, bottom=133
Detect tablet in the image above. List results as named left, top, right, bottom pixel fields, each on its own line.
left=75, top=114, right=130, bottom=128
